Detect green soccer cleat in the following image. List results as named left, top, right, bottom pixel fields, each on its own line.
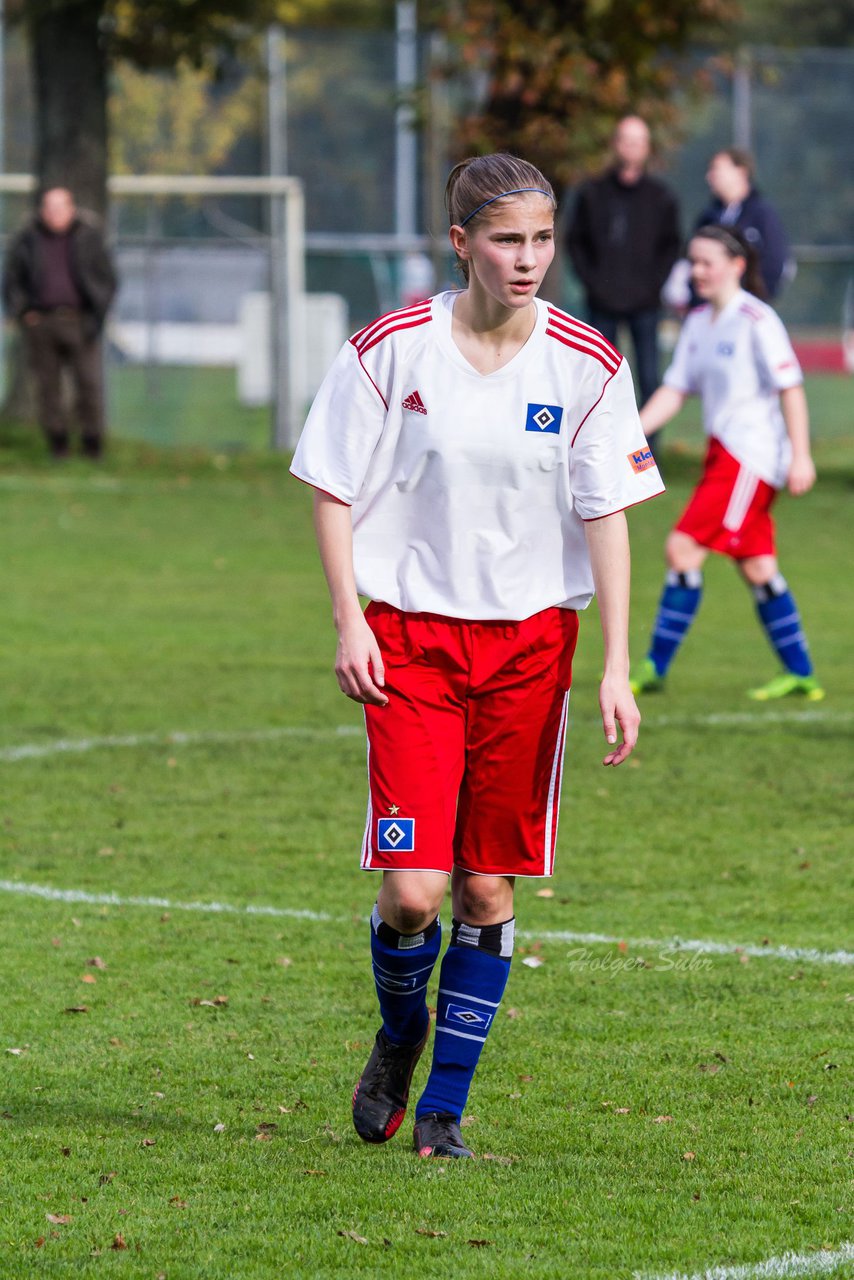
left=629, top=658, right=665, bottom=695
left=746, top=673, right=826, bottom=702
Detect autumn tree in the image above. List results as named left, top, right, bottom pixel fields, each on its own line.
left=8, top=0, right=392, bottom=214
left=431, top=0, right=740, bottom=193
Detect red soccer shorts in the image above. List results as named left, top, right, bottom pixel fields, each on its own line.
left=360, top=602, right=579, bottom=879
left=675, top=437, right=778, bottom=559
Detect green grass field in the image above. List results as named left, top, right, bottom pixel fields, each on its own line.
left=0, top=385, right=852, bottom=1279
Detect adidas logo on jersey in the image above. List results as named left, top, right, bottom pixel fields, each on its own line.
left=402, top=390, right=427, bottom=414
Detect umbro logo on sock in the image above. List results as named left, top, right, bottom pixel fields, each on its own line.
left=402, top=390, right=427, bottom=414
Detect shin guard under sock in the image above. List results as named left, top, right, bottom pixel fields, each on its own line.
left=648, top=569, right=703, bottom=677
left=415, top=917, right=514, bottom=1122
left=751, top=574, right=813, bottom=676
left=370, top=905, right=441, bottom=1047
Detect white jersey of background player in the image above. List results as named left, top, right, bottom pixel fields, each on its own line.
left=631, top=224, right=822, bottom=703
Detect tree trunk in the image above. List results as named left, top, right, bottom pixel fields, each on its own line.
left=27, top=0, right=109, bottom=216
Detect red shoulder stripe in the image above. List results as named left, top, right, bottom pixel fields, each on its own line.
left=739, top=303, right=763, bottom=322
left=355, top=313, right=432, bottom=357
left=351, top=301, right=433, bottom=353
left=546, top=324, right=622, bottom=374
left=547, top=305, right=622, bottom=363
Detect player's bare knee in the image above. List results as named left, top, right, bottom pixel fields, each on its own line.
left=377, top=874, right=445, bottom=934
left=454, top=873, right=515, bottom=925
left=738, top=554, right=778, bottom=586
left=666, top=531, right=704, bottom=573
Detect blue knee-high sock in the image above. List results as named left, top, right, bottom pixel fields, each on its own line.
left=751, top=574, right=813, bottom=676
left=370, top=905, right=441, bottom=1047
left=415, top=917, right=514, bottom=1122
left=648, top=570, right=703, bottom=677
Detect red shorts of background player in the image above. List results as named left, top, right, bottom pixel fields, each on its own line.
left=361, top=602, right=579, bottom=879
left=675, top=437, right=778, bottom=559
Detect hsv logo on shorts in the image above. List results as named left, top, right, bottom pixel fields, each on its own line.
left=525, top=403, right=563, bottom=434
left=628, top=446, right=656, bottom=474
left=377, top=817, right=415, bottom=852
left=402, top=390, right=427, bottom=414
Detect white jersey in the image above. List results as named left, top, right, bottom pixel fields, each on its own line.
left=663, top=288, right=802, bottom=488
left=291, top=291, right=664, bottom=620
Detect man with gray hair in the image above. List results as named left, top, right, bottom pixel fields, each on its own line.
left=566, top=115, right=681, bottom=419
left=3, top=186, right=117, bottom=458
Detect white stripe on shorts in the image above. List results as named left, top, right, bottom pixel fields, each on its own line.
left=543, top=690, right=571, bottom=876
left=360, top=725, right=373, bottom=869
left=722, top=464, right=760, bottom=534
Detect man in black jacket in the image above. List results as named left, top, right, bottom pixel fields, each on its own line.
left=3, top=187, right=117, bottom=458
left=566, top=116, right=681, bottom=414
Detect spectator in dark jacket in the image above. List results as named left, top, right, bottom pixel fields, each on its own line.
left=3, top=186, right=117, bottom=458
left=695, top=148, right=789, bottom=301
left=566, top=115, right=682, bottom=413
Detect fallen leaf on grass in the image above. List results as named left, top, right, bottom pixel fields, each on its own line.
left=255, top=1132, right=272, bottom=1142
left=80, top=974, right=97, bottom=984
left=521, top=957, right=544, bottom=969
left=415, top=1228, right=447, bottom=1237
left=467, top=1239, right=492, bottom=1248
left=652, top=1115, right=673, bottom=1123
left=86, top=957, right=107, bottom=969
left=303, top=1169, right=327, bottom=1176
left=35, top=1237, right=45, bottom=1248
left=190, top=995, right=228, bottom=1007
left=682, top=1151, right=696, bottom=1161
left=64, top=1006, right=88, bottom=1015
left=6, top=1047, right=26, bottom=1056
left=338, top=1230, right=368, bottom=1244
left=481, top=1153, right=517, bottom=1165
left=460, top=1115, right=477, bottom=1128
left=140, top=1138, right=156, bottom=1148
left=61, top=1148, right=71, bottom=1157
left=614, top=1107, right=631, bottom=1114
left=535, top=888, right=554, bottom=898
left=169, top=1197, right=188, bottom=1208
left=505, top=1008, right=522, bottom=1020
left=698, top=1063, right=720, bottom=1074
left=276, top=956, right=292, bottom=967
left=111, top=1233, right=128, bottom=1251
left=98, top=1173, right=117, bottom=1185
left=256, top=1122, right=278, bottom=1132
left=213, top=1123, right=226, bottom=1133
left=46, top=1214, right=71, bottom=1225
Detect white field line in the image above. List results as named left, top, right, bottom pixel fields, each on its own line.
left=0, top=879, right=851, bottom=967
left=0, top=707, right=850, bottom=765
left=0, top=725, right=364, bottom=763
left=636, top=1240, right=854, bottom=1280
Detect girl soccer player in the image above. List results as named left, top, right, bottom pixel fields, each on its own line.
left=630, top=225, right=822, bottom=701
left=290, top=154, right=664, bottom=1159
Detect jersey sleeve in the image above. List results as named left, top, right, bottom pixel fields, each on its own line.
left=752, top=308, right=802, bottom=391
left=662, top=314, right=700, bottom=395
left=289, top=340, right=388, bottom=504
left=569, top=359, right=665, bottom=521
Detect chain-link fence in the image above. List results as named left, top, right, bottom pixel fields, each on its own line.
left=1, top=27, right=850, bottom=450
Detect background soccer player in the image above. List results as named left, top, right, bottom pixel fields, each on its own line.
left=631, top=225, right=823, bottom=702
left=291, top=153, right=664, bottom=1159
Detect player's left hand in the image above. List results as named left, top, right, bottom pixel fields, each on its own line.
left=787, top=454, right=816, bottom=496
left=599, top=675, right=640, bottom=766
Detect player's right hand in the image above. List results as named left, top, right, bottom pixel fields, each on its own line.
left=334, top=616, right=389, bottom=706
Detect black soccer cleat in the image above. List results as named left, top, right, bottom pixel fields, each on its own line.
left=352, top=1027, right=429, bottom=1144
left=413, top=1111, right=474, bottom=1159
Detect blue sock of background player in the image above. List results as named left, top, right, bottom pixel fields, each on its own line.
left=647, top=569, right=704, bottom=677
left=750, top=573, right=813, bottom=676
left=415, top=917, right=514, bottom=1122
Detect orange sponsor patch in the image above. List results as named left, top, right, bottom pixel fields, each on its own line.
left=627, top=447, right=656, bottom=474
